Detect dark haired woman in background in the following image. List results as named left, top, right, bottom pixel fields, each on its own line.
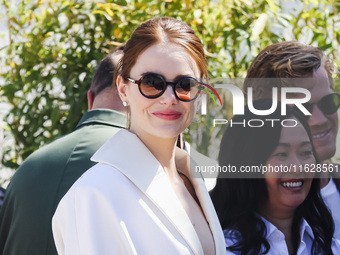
left=210, top=99, right=340, bottom=255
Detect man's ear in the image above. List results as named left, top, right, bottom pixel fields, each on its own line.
left=116, top=75, right=129, bottom=105
left=87, top=91, right=95, bottom=110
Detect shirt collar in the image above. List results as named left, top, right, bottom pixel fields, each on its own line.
left=75, top=109, right=126, bottom=130
left=261, top=216, right=314, bottom=242
left=299, top=218, right=314, bottom=240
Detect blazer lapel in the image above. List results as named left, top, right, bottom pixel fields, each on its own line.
left=145, top=171, right=204, bottom=255
left=91, top=130, right=203, bottom=255
left=176, top=148, right=225, bottom=255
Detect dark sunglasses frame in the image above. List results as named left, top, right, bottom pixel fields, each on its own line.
left=303, top=93, right=340, bottom=118
left=127, top=73, right=206, bottom=102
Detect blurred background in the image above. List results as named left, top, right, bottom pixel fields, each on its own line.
left=0, top=0, right=340, bottom=186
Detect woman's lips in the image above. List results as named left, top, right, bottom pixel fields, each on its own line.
left=153, top=111, right=182, bottom=120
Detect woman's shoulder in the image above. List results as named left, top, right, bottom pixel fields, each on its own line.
left=65, top=163, right=133, bottom=199
left=77, top=162, right=125, bottom=182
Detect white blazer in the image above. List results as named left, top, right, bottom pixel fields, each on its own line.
left=52, top=130, right=225, bottom=255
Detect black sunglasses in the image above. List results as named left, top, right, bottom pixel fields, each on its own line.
left=302, top=93, right=340, bottom=118
left=127, top=73, right=205, bottom=102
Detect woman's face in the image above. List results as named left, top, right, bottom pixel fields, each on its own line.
left=118, top=43, right=201, bottom=140
left=264, top=119, right=316, bottom=212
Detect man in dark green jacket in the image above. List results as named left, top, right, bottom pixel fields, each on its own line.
left=0, top=48, right=126, bottom=255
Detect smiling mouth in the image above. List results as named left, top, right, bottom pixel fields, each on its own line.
left=312, top=130, right=329, bottom=139
left=280, top=180, right=303, bottom=188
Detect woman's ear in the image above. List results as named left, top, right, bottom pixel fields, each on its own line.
left=117, top=75, right=129, bottom=105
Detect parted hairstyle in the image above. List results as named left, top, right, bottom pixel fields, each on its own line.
left=89, top=45, right=124, bottom=96
left=113, top=17, right=208, bottom=85
left=243, top=41, right=335, bottom=99
left=210, top=99, right=334, bottom=255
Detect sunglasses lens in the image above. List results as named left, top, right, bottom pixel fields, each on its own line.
left=319, top=93, right=340, bottom=115
left=175, top=78, right=200, bottom=101
left=137, top=74, right=202, bottom=101
left=139, top=74, right=165, bottom=98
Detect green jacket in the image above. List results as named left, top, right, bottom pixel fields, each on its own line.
left=0, top=109, right=126, bottom=255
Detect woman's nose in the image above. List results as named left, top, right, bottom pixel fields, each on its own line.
left=160, top=85, right=178, bottom=104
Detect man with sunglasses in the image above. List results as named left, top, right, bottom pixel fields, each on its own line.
left=0, top=47, right=127, bottom=255
left=243, top=41, right=340, bottom=239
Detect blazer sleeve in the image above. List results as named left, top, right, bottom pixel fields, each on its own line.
left=52, top=186, right=136, bottom=255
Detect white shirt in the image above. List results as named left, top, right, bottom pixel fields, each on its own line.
left=321, top=177, right=340, bottom=239
left=52, top=130, right=225, bottom=255
left=224, top=217, right=340, bottom=255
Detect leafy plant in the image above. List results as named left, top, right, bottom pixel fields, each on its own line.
left=1, top=0, right=339, bottom=177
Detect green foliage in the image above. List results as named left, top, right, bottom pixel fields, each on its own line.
left=1, top=0, right=340, bottom=171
